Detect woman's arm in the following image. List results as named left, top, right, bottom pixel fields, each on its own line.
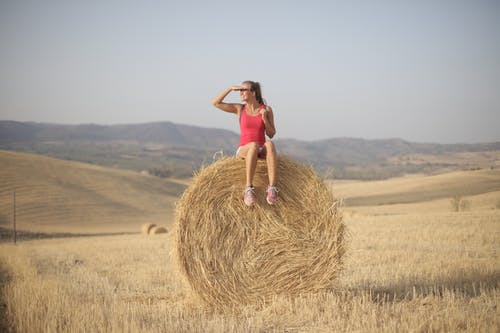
left=261, top=106, right=276, bottom=138
left=211, top=86, right=243, bottom=114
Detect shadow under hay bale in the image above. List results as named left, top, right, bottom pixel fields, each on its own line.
left=150, top=226, right=168, bottom=234
left=175, top=156, right=346, bottom=308
left=141, top=223, right=156, bottom=235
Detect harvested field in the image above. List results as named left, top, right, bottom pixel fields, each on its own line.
left=0, top=208, right=498, bottom=332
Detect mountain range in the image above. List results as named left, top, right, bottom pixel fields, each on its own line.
left=1, top=120, right=499, bottom=179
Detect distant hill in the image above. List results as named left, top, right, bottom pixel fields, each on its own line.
left=1, top=120, right=499, bottom=179
left=0, top=150, right=185, bottom=234
left=0, top=120, right=239, bottom=150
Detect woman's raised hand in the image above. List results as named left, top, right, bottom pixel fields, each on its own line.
left=231, top=85, right=244, bottom=91
left=260, top=106, right=270, bottom=121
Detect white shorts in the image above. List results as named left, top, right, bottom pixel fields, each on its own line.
left=235, top=145, right=265, bottom=158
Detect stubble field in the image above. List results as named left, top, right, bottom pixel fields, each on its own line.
left=0, top=151, right=499, bottom=332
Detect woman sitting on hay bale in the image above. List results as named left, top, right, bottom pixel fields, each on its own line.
left=212, top=81, right=278, bottom=206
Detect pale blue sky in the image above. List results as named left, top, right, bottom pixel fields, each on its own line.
left=1, top=0, right=499, bottom=143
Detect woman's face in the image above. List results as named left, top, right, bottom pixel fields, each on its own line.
left=240, top=83, right=253, bottom=102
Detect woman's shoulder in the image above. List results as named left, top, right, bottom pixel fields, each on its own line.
left=235, top=103, right=245, bottom=117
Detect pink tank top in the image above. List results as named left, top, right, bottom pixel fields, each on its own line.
left=239, top=104, right=266, bottom=147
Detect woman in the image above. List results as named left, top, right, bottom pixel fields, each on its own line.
left=212, top=81, right=278, bottom=206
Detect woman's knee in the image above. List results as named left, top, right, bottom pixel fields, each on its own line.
left=265, top=141, right=276, bottom=154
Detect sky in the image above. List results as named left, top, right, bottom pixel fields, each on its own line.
left=0, top=0, right=499, bottom=144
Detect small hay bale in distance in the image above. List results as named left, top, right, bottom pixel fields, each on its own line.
left=150, top=226, right=168, bottom=234
left=175, top=156, right=345, bottom=308
left=141, top=223, right=156, bottom=235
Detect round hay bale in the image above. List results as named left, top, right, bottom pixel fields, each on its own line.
left=175, top=156, right=345, bottom=308
left=141, top=223, right=156, bottom=235
left=150, top=226, right=168, bottom=234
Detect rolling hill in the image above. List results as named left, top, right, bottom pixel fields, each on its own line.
left=0, top=150, right=185, bottom=235
left=333, top=168, right=500, bottom=207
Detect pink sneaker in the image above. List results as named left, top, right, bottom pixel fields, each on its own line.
left=243, top=186, right=256, bottom=206
left=266, top=185, right=279, bottom=205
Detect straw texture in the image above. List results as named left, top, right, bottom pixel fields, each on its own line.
left=175, top=156, right=345, bottom=308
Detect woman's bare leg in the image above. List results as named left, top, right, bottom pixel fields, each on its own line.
left=263, top=141, right=277, bottom=186
left=237, top=142, right=259, bottom=187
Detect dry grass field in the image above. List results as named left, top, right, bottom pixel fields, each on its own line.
left=1, top=151, right=499, bottom=332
